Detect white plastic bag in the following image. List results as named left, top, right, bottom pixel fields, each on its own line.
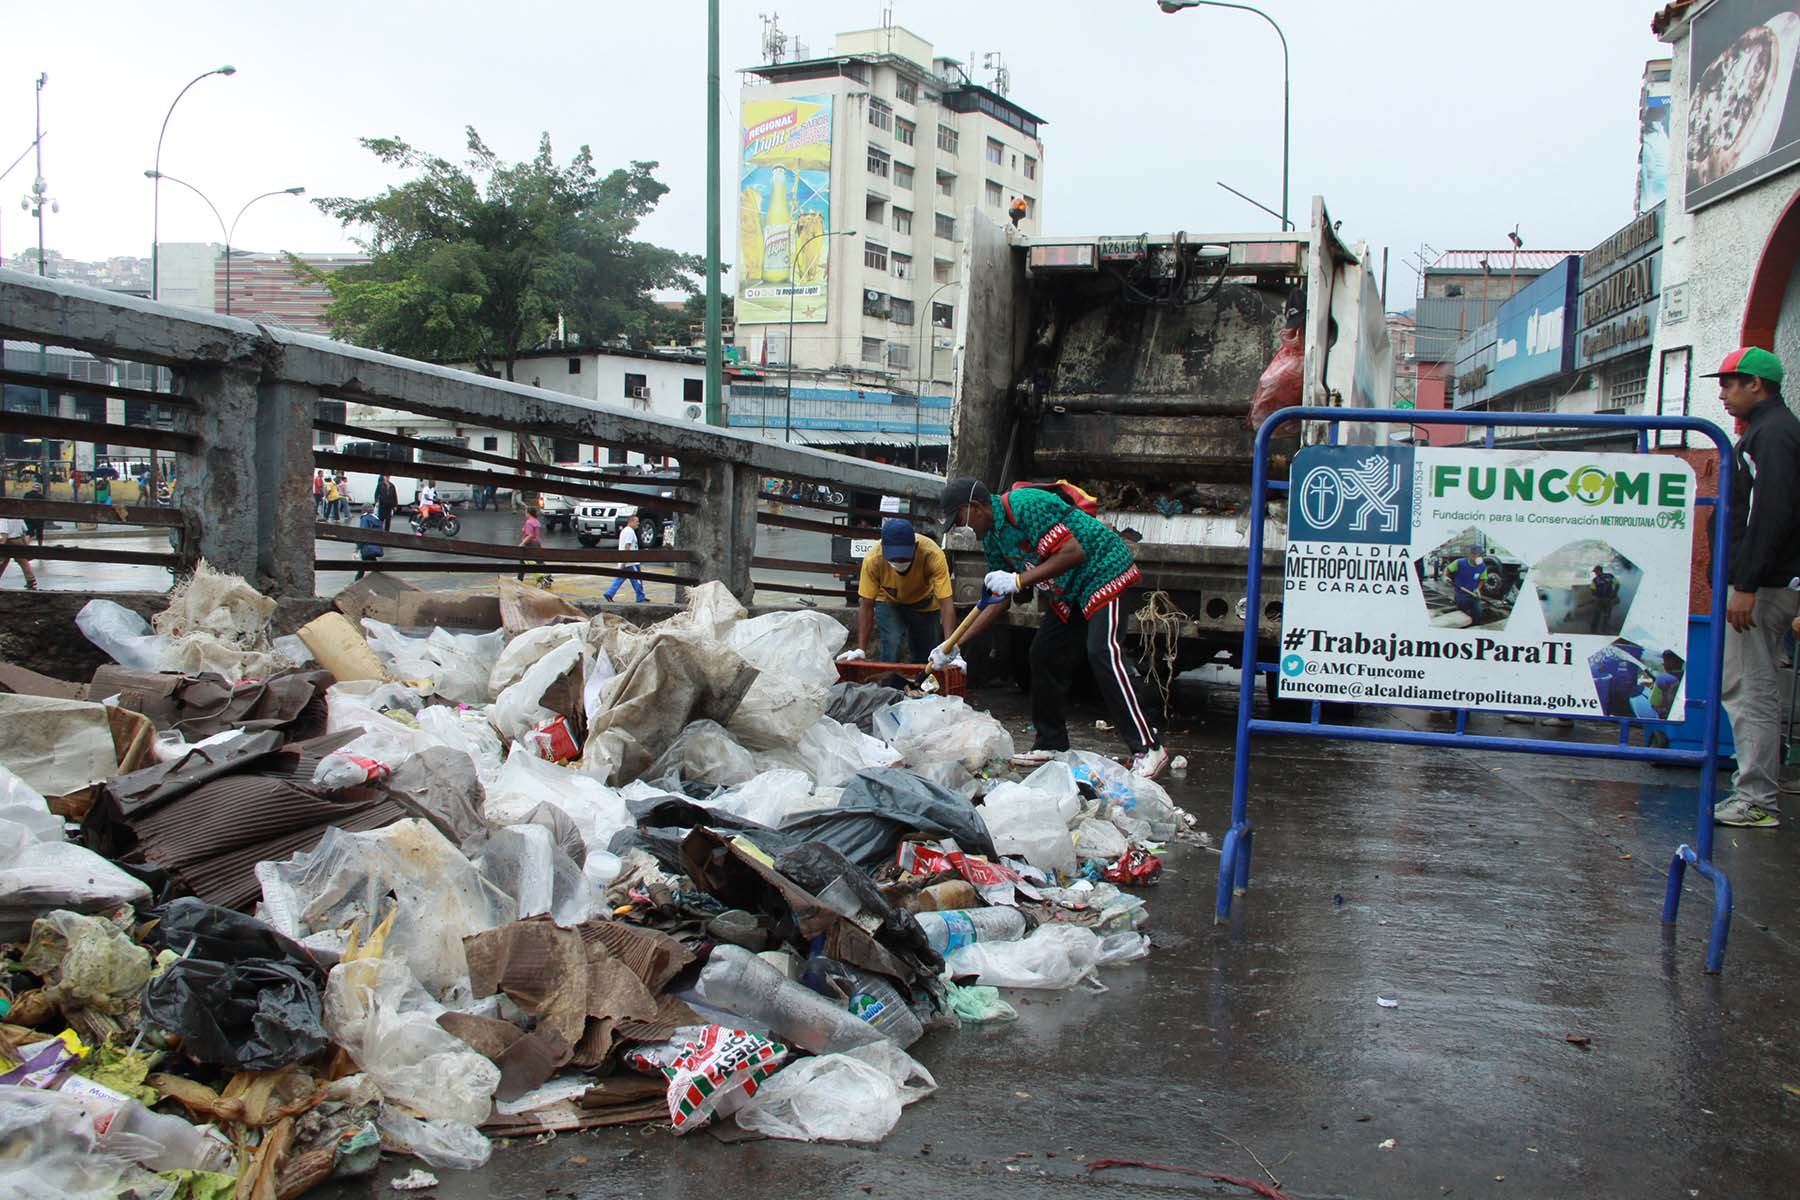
left=491, top=639, right=583, bottom=745
left=944, top=922, right=1102, bottom=990
left=756, top=716, right=903, bottom=788
left=979, top=782, right=1077, bottom=876
left=489, top=623, right=586, bottom=696
left=733, top=1050, right=905, bottom=1142
left=648, top=719, right=759, bottom=788
left=413, top=706, right=506, bottom=791
left=377, top=1109, right=492, bottom=1171
left=1020, top=761, right=1083, bottom=824
left=362, top=620, right=505, bottom=706
left=874, top=697, right=1015, bottom=771
left=1072, top=817, right=1129, bottom=863
left=485, top=745, right=634, bottom=855
left=723, top=611, right=847, bottom=750
left=323, top=954, right=500, bottom=1126
left=74, top=599, right=171, bottom=671
left=0, top=765, right=63, bottom=843
left=705, top=769, right=820, bottom=828
left=0, top=818, right=152, bottom=942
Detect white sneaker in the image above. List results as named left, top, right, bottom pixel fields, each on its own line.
left=1008, top=748, right=1060, bottom=768
left=1130, top=745, right=1170, bottom=781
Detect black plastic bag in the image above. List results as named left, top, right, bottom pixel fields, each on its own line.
left=141, top=958, right=329, bottom=1070
left=782, top=768, right=996, bottom=869
left=775, top=842, right=940, bottom=972
left=140, top=898, right=329, bottom=1070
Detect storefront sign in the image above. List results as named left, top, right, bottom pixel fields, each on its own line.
left=1492, top=258, right=1580, bottom=393
left=1577, top=207, right=1663, bottom=369
left=1279, top=444, right=1697, bottom=719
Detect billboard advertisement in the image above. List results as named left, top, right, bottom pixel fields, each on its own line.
left=1639, top=61, right=1672, bottom=212
left=1278, top=444, right=1697, bottom=720
left=1491, top=256, right=1578, bottom=394
left=1686, top=0, right=1800, bottom=210
left=738, top=95, right=834, bottom=325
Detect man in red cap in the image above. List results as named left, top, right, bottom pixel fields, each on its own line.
left=1709, top=346, right=1800, bottom=827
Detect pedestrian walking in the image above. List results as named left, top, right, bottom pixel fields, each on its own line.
left=935, top=477, right=1168, bottom=778
left=374, top=474, right=398, bottom=530
left=1710, top=347, right=1800, bottom=828
left=837, top=518, right=957, bottom=664
left=516, top=505, right=545, bottom=583
left=313, top=470, right=325, bottom=517
left=354, top=505, right=384, bottom=581
left=604, top=514, right=649, bottom=603
left=323, top=475, right=344, bottom=522
left=94, top=473, right=111, bottom=507
left=0, top=516, right=38, bottom=590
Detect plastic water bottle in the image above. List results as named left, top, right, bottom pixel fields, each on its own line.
left=914, top=907, right=1027, bottom=955
left=679, top=944, right=884, bottom=1055
left=61, top=1076, right=230, bottom=1172
left=801, top=955, right=925, bottom=1048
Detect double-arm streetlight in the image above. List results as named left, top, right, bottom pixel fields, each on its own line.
left=913, top=278, right=958, bottom=468
left=151, top=66, right=235, bottom=300
left=1157, top=0, right=1290, bottom=232
left=143, top=171, right=304, bottom=314
left=784, top=227, right=857, bottom=442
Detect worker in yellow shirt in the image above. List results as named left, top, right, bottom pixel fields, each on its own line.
left=838, top=518, right=959, bottom=666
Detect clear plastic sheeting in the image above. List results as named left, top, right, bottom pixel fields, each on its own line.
left=412, top=706, right=506, bottom=791
left=470, top=823, right=596, bottom=926
left=0, top=763, right=64, bottom=843
left=724, top=611, right=847, bottom=750
left=979, top=782, right=1078, bottom=876
left=873, top=697, right=1015, bottom=772
left=733, top=1048, right=907, bottom=1142
left=75, top=599, right=172, bottom=672
left=705, top=769, right=824, bottom=829
left=491, top=639, right=583, bottom=745
left=945, top=922, right=1105, bottom=990
left=756, top=716, right=903, bottom=788
left=256, top=819, right=513, bottom=1001
left=323, top=953, right=501, bottom=1126
left=647, top=720, right=759, bottom=789
left=361, top=620, right=506, bottom=706
left=0, top=1085, right=175, bottom=1200
left=0, top=815, right=151, bottom=942
left=489, top=623, right=587, bottom=696
left=377, top=1109, right=493, bottom=1171
left=485, top=745, right=634, bottom=856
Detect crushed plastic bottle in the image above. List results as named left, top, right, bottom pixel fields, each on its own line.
left=913, top=907, right=1027, bottom=955
left=677, top=944, right=886, bottom=1055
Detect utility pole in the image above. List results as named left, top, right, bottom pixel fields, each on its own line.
left=704, top=0, right=724, bottom=426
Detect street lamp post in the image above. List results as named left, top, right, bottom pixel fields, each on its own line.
left=1157, top=0, right=1289, bottom=232
left=914, top=278, right=958, bottom=469
left=784, top=227, right=856, bottom=443
left=151, top=65, right=235, bottom=301
left=144, top=172, right=304, bottom=315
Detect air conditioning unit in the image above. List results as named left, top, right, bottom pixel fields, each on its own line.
left=632, top=386, right=652, bottom=399
left=864, top=289, right=882, bottom=302
left=684, top=404, right=704, bottom=421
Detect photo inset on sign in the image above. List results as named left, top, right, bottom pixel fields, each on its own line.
left=1532, top=540, right=1642, bottom=636
left=1587, top=632, right=1687, bottom=732
left=1417, top=527, right=1522, bottom=630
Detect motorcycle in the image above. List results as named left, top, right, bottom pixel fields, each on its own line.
left=410, top=504, right=462, bottom=537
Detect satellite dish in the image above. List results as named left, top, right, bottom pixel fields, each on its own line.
left=685, top=404, right=704, bottom=420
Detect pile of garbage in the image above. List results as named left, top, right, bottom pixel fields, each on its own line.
left=0, top=565, right=1190, bottom=1196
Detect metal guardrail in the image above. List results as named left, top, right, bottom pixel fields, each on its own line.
left=0, top=268, right=944, bottom=600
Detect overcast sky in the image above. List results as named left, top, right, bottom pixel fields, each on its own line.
left=4, top=0, right=1665, bottom=309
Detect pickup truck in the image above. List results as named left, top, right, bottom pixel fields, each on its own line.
left=573, top=475, right=681, bottom=548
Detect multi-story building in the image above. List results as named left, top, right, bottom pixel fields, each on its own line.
left=212, top=251, right=366, bottom=334
left=732, top=23, right=1045, bottom=461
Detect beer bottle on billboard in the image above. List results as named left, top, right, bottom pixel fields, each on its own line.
left=762, top=167, right=792, bottom=284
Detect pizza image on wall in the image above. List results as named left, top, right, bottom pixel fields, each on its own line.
left=1689, top=11, right=1800, bottom=188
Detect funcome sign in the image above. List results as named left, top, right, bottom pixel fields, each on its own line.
left=1278, top=445, right=1696, bottom=720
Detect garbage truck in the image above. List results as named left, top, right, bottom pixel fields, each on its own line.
left=943, top=197, right=1394, bottom=707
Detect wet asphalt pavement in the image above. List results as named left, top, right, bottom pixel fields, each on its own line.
left=311, top=684, right=1800, bottom=1200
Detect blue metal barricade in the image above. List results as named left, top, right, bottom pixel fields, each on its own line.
left=1219, top=406, right=1737, bottom=972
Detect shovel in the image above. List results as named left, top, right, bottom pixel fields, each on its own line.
left=916, top=592, right=1002, bottom=694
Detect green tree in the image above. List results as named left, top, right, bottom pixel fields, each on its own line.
left=305, top=128, right=702, bottom=379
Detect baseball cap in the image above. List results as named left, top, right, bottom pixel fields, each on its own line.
left=938, top=476, right=989, bottom=524
left=880, top=518, right=917, bottom=559
left=1701, top=346, right=1785, bottom=385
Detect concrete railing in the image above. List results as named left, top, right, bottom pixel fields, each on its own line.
left=0, top=268, right=944, bottom=600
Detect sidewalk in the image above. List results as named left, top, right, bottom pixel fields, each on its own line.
left=315, top=689, right=1800, bottom=1199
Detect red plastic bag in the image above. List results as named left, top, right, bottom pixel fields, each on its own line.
left=1246, top=325, right=1305, bottom=431
left=1103, top=848, right=1163, bottom=886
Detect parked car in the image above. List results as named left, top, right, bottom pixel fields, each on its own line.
left=574, top=474, right=680, bottom=548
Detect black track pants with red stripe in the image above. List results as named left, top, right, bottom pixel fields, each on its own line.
left=1027, top=599, right=1159, bottom=756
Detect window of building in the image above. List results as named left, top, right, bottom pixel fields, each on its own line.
left=895, top=117, right=915, bottom=146
left=896, top=77, right=916, bottom=104
left=482, top=435, right=499, bottom=452
left=892, top=207, right=912, bottom=235
left=984, top=180, right=1004, bottom=208
left=985, top=138, right=1004, bottom=166
left=863, top=290, right=889, bottom=318
left=891, top=298, right=915, bottom=325
left=552, top=438, right=581, bottom=461
left=863, top=242, right=889, bottom=271
left=684, top=378, right=703, bottom=407
left=866, top=195, right=886, bottom=223
left=892, top=251, right=913, bottom=280
left=866, top=147, right=890, bottom=178
left=887, top=342, right=911, bottom=370
left=1023, top=155, right=1037, bottom=180
left=936, top=125, right=959, bottom=154
left=934, top=213, right=956, bottom=240
left=893, top=162, right=914, bottom=189
left=861, top=337, right=883, bottom=363
left=933, top=301, right=954, bottom=328
left=936, top=171, right=955, bottom=198
left=567, top=357, right=581, bottom=374
left=934, top=258, right=954, bottom=284
left=868, top=97, right=893, bottom=133
left=623, top=372, right=647, bottom=400
left=608, top=445, right=627, bottom=464
left=1023, top=195, right=1036, bottom=220
left=844, top=62, right=870, bottom=84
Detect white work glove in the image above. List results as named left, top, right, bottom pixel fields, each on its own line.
left=928, top=644, right=961, bottom=671
left=983, top=570, right=1022, bottom=597
left=835, top=648, right=866, bottom=663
